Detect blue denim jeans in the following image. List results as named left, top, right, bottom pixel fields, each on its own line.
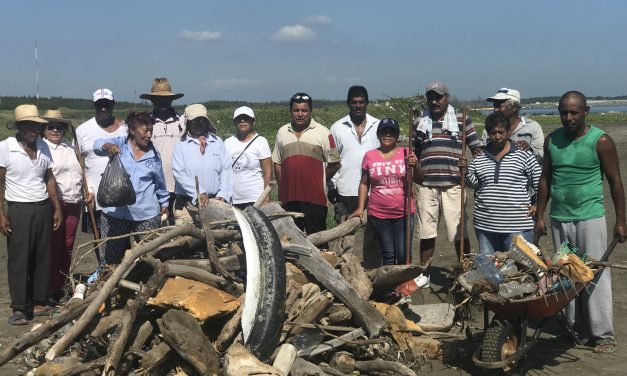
left=475, top=228, right=534, bottom=255
left=368, top=215, right=415, bottom=265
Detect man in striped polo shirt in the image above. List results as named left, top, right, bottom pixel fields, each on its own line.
left=272, top=93, right=341, bottom=235
left=536, top=91, right=625, bottom=353
left=413, top=81, right=482, bottom=285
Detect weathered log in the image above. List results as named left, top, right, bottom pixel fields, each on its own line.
left=330, top=351, right=355, bottom=374
left=157, top=309, right=220, bottom=376
left=129, top=321, right=154, bottom=352
left=90, top=309, right=125, bottom=337
left=290, top=357, right=331, bottom=376
left=258, top=203, right=386, bottom=337
left=223, top=343, right=281, bottom=376
left=215, top=294, right=245, bottom=352
left=164, top=262, right=243, bottom=295
left=135, top=341, right=172, bottom=375
left=319, top=364, right=347, bottom=376
left=340, top=256, right=373, bottom=300
left=288, top=292, right=333, bottom=336
left=325, top=305, right=352, bottom=325
left=354, top=360, right=417, bottom=376
left=286, top=283, right=321, bottom=323
left=46, top=224, right=204, bottom=361
left=63, top=355, right=106, bottom=376
left=0, top=294, right=96, bottom=367
left=200, top=202, right=240, bottom=285
left=306, top=217, right=362, bottom=248
left=368, top=264, right=425, bottom=295
left=272, top=343, right=297, bottom=376
left=297, top=328, right=366, bottom=357
left=103, top=258, right=166, bottom=375
left=166, top=254, right=246, bottom=273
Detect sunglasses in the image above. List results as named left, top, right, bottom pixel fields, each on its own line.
left=291, top=94, right=310, bottom=101
left=46, top=124, right=65, bottom=131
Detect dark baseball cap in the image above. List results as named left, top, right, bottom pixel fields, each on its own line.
left=377, top=117, right=400, bottom=134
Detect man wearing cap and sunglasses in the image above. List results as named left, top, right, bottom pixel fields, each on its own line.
left=76, top=89, right=128, bottom=237
left=272, top=93, right=341, bottom=235
left=140, top=78, right=186, bottom=224
left=0, top=104, right=63, bottom=325
left=483, top=87, right=544, bottom=163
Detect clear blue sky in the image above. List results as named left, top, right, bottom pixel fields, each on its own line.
left=1, top=0, right=626, bottom=103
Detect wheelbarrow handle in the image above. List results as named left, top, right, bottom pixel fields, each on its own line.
left=600, top=236, right=619, bottom=263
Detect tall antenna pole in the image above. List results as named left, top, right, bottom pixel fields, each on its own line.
left=35, top=39, right=39, bottom=102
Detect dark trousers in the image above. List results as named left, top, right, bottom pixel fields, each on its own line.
left=284, top=201, right=327, bottom=235
left=233, top=202, right=255, bottom=210
left=7, top=200, right=52, bottom=312
left=334, top=194, right=359, bottom=224
left=49, top=202, right=81, bottom=293
left=368, top=215, right=414, bottom=266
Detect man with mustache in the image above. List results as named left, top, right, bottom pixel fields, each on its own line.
left=413, top=81, right=482, bottom=288
left=272, top=92, right=341, bottom=235
left=535, top=91, right=626, bottom=353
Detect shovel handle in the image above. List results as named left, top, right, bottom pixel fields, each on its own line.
left=600, top=236, right=620, bottom=263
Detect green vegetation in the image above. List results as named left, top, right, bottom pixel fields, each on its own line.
left=1, top=96, right=626, bottom=144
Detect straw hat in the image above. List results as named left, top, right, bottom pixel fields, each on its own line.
left=140, top=77, right=184, bottom=100
left=43, top=109, right=73, bottom=127
left=7, top=104, right=48, bottom=130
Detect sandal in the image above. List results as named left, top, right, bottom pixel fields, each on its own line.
left=593, top=339, right=617, bottom=353
left=32, top=306, right=53, bottom=317
left=8, top=311, right=29, bottom=326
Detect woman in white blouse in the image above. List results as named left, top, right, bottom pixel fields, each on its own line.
left=41, top=110, right=83, bottom=303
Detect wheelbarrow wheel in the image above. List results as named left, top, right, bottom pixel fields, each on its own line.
left=481, top=317, right=521, bottom=375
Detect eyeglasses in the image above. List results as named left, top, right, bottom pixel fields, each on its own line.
left=291, top=94, right=310, bottom=101
left=46, top=124, right=65, bottom=131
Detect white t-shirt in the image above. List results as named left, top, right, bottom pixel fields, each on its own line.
left=75, top=117, right=128, bottom=210
left=0, top=137, right=52, bottom=202
left=224, top=134, right=271, bottom=204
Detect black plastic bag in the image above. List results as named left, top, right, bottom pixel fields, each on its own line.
left=97, top=154, right=136, bottom=207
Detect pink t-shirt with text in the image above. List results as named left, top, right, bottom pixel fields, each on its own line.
left=363, top=147, right=416, bottom=219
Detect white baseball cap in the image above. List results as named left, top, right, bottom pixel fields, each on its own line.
left=93, top=88, right=114, bottom=102
left=487, top=88, right=521, bottom=103
left=233, top=106, right=255, bottom=120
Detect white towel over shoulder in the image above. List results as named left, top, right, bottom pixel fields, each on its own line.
left=416, top=105, right=459, bottom=141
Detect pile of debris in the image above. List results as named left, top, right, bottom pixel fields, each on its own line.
left=456, top=234, right=599, bottom=304
left=0, top=200, right=459, bottom=376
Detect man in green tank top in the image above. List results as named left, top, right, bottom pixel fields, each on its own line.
left=536, top=91, right=626, bottom=353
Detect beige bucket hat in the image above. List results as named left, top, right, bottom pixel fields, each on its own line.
left=43, top=109, right=73, bottom=127
left=184, top=104, right=216, bottom=134
left=7, top=104, right=48, bottom=130
left=140, top=77, right=184, bottom=100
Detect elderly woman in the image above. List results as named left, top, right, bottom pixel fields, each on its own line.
left=224, top=106, right=272, bottom=209
left=460, top=112, right=541, bottom=255
left=41, top=110, right=83, bottom=302
left=94, top=111, right=169, bottom=264
left=350, top=118, right=424, bottom=266
left=172, top=104, right=232, bottom=224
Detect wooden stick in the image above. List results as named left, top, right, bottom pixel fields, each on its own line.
left=459, top=107, right=469, bottom=263
left=405, top=106, right=416, bottom=265
left=45, top=224, right=203, bottom=361
left=69, top=124, right=101, bottom=262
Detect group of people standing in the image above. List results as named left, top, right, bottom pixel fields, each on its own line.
left=0, top=78, right=624, bottom=354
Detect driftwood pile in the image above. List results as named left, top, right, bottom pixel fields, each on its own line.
left=0, top=199, right=453, bottom=376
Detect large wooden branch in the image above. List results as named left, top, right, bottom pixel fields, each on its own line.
left=46, top=224, right=203, bottom=361
left=306, top=217, right=362, bottom=247
left=259, top=203, right=387, bottom=337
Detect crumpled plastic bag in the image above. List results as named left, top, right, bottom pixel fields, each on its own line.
left=97, top=154, right=136, bottom=207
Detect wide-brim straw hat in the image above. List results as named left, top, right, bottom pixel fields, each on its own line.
left=7, top=104, right=48, bottom=130
left=140, top=77, right=184, bottom=100
left=43, top=109, right=73, bottom=127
